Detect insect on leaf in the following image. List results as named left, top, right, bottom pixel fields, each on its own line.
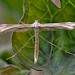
left=51, top=0, right=61, bottom=8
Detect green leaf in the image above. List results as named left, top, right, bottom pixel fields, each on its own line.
left=12, top=0, right=75, bottom=75
left=0, top=65, right=20, bottom=75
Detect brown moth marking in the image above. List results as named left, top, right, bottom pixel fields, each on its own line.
left=51, top=0, right=61, bottom=8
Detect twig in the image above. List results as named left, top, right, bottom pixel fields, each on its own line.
left=0, top=21, right=75, bottom=33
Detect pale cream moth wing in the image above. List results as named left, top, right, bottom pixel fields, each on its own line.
left=51, top=0, right=61, bottom=8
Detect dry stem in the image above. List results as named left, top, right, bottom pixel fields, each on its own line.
left=0, top=22, right=75, bottom=33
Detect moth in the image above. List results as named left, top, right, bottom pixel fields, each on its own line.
left=0, top=21, right=74, bottom=64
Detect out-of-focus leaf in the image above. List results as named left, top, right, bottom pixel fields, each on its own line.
left=0, top=65, right=20, bottom=75
left=12, top=0, right=75, bottom=75
left=0, top=51, right=14, bottom=64
left=16, top=70, right=29, bottom=75
left=0, top=59, right=8, bottom=67
left=0, top=59, right=21, bottom=75
left=0, top=0, right=23, bottom=23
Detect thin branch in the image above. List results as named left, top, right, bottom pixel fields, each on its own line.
left=0, top=21, right=75, bottom=33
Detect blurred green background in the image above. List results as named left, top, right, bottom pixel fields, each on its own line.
left=0, top=0, right=29, bottom=75
left=0, top=0, right=23, bottom=24
left=1, top=0, right=75, bottom=75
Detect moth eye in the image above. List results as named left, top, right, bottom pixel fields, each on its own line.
left=51, top=0, right=61, bottom=8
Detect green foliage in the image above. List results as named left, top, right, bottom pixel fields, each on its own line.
left=0, top=59, right=20, bottom=75
left=1, top=0, right=75, bottom=75
left=12, top=0, right=75, bottom=75
left=0, top=0, right=29, bottom=75
left=0, top=0, right=22, bottom=23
